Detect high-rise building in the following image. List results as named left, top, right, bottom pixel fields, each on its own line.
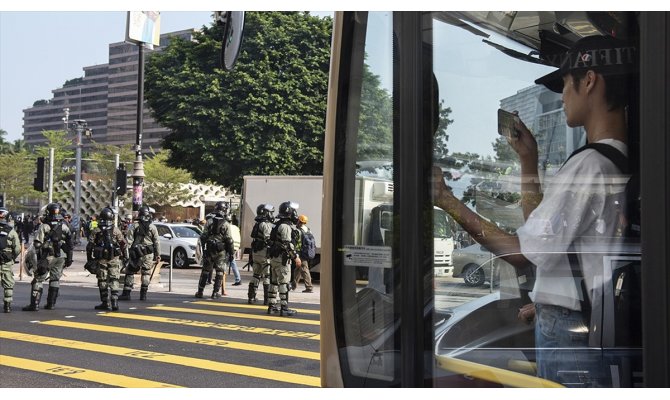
left=22, top=29, right=195, bottom=151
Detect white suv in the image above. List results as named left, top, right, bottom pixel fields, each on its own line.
left=154, top=223, right=202, bottom=268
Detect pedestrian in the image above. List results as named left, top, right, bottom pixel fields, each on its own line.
left=22, top=215, right=34, bottom=244
left=87, top=207, right=127, bottom=311
left=247, top=204, right=274, bottom=305
left=291, top=214, right=314, bottom=293
left=22, top=203, right=74, bottom=311
left=1, top=208, right=22, bottom=313
left=267, top=201, right=301, bottom=316
left=227, top=213, right=242, bottom=287
left=432, top=35, right=637, bottom=387
left=119, top=206, right=160, bottom=301
left=194, top=201, right=234, bottom=299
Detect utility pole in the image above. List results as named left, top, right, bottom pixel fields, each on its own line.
left=132, top=43, right=146, bottom=216
left=47, top=148, right=54, bottom=203
left=70, top=119, right=91, bottom=244
left=113, top=153, right=120, bottom=226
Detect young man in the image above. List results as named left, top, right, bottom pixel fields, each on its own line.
left=291, top=214, right=314, bottom=293
left=433, top=35, right=637, bottom=387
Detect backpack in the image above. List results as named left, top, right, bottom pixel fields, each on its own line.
left=564, top=142, right=640, bottom=238
left=301, top=229, right=316, bottom=260
left=563, top=142, right=641, bottom=321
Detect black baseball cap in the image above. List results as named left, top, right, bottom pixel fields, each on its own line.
left=535, top=35, right=638, bottom=93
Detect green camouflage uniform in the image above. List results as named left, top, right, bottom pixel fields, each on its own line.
left=1, top=222, right=21, bottom=311
left=88, top=226, right=126, bottom=310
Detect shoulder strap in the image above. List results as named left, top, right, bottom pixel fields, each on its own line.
left=562, top=143, right=629, bottom=174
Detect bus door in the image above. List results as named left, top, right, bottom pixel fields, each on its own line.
left=321, top=11, right=648, bottom=388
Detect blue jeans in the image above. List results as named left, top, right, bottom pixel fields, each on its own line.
left=230, top=259, right=240, bottom=283
left=535, top=303, right=608, bottom=387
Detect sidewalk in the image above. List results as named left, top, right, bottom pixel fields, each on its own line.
left=13, top=244, right=320, bottom=305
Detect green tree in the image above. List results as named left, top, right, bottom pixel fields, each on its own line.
left=11, top=139, right=27, bottom=153
left=0, top=129, right=11, bottom=154
left=491, top=136, right=517, bottom=163
left=145, top=12, right=332, bottom=191
left=142, top=149, right=194, bottom=207
left=433, top=101, right=454, bottom=162
left=0, top=150, right=43, bottom=210
left=34, top=130, right=75, bottom=181
left=357, top=62, right=393, bottom=161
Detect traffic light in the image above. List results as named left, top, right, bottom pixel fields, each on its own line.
left=116, top=164, right=127, bottom=195
left=33, top=157, right=46, bottom=192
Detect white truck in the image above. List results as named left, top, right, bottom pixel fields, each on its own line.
left=240, top=175, right=324, bottom=275
left=240, top=175, right=454, bottom=279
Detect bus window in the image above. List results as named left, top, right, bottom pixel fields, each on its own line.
left=334, top=11, right=397, bottom=383
left=322, top=11, right=646, bottom=388
left=430, top=12, right=642, bottom=388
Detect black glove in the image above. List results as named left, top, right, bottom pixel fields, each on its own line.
left=228, top=254, right=234, bottom=262
left=64, top=258, right=73, bottom=268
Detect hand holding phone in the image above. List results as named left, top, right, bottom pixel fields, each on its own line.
left=497, top=109, right=520, bottom=138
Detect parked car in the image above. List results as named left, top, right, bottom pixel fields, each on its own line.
left=451, top=243, right=503, bottom=287
left=154, top=223, right=202, bottom=268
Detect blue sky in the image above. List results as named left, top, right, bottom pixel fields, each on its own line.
left=0, top=10, right=217, bottom=142
left=0, top=3, right=336, bottom=143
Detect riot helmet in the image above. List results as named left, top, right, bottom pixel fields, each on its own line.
left=255, top=203, right=275, bottom=222
left=214, top=201, right=229, bottom=219
left=277, top=201, right=299, bottom=223
left=98, top=207, right=115, bottom=229
left=138, top=205, right=152, bottom=223
left=0, top=207, right=9, bottom=223
left=45, top=202, right=63, bottom=222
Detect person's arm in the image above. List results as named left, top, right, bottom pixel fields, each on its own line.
left=432, top=166, right=531, bottom=269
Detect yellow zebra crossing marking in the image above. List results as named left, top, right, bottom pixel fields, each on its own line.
left=99, top=312, right=320, bottom=340
left=148, top=305, right=320, bottom=326
left=0, top=355, right=181, bottom=388
left=191, top=301, right=321, bottom=315
left=39, top=320, right=319, bottom=360
left=0, top=330, right=320, bottom=387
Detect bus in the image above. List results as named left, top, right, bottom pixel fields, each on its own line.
left=319, top=11, right=670, bottom=388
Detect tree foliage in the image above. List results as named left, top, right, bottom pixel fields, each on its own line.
left=0, top=150, right=43, bottom=210
left=34, top=130, right=75, bottom=181
left=143, top=149, right=193, bottom=207
left=145, top=12, right=332, bottom=191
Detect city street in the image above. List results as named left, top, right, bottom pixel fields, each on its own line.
left=1, top=244, right=320, bottom=388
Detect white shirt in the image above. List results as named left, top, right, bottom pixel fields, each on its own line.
left=517, top=139, right=629, bottom=311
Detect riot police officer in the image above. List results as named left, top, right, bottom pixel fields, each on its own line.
left=22, top=203, right=73, bottom=311
left=87, top=207, right=127, bottom=311
left=0, top=208, right=21, bottom=313
left=119, top=205, right=160, bottom=301
left=247, top=204, right=274, bottom=305
left=195, top=201, right=234, bottom=298
left=267, top=201, right=301, bottom=316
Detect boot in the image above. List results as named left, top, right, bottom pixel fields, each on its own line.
left=211, top=275, right=222, bottom=298
left=22, top=288, right=42, bottom=311
left=267, top=302, right=280, bottom=314
left=118, top=289, right=132, bottom=301
left=139, top=287, right=148, bottom=301
left=263, top=284, right=270, bottom=305
left=94, top=289, right=110, bottom=310
left=280, top=304, right=297, bottom=317
left=44, top=287, right=59, bottom=310
left=248, top=282, right=257, bottom=304
left=110, top=291, right=119, bottom=311
left=3, top=301, right=11, bottom=313
left=195, top=271, right=209, bottom=298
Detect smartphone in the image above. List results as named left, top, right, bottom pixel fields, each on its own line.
left=497, top=109, right=519, bottom=138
